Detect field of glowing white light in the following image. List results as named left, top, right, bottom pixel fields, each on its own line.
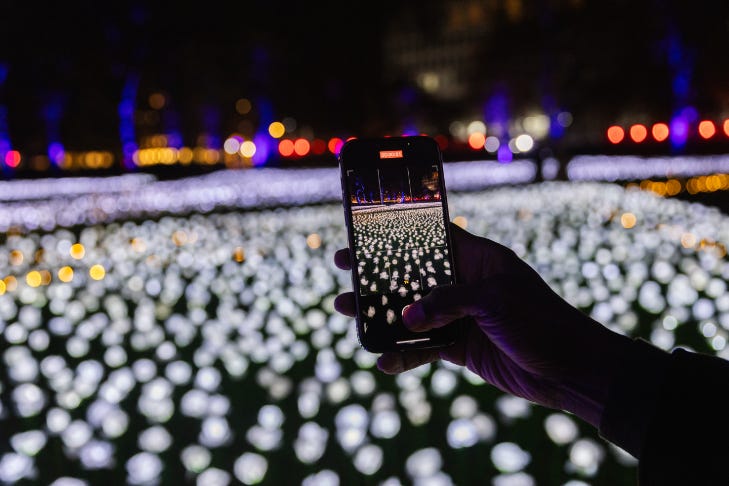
left=0, top=174, right=728, bottom=485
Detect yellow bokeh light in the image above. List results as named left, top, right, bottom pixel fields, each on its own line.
left=26, top=271, right=42, bottom=288
left=306, top=233, right=322, bottom=249
left=240, top=141, right=257, bottom=158
left=58, top=266, right=74, bottom=283
left=89, top=264, right=106, bottom=281
left=620, top=212, right=637, bottom=229
left=453, top=216, right=468, bottom=229
left=233, top=247, right=245, bottom=262
left=268, top=122, right=285, bottom=139
left=40, top=270, right=52, bottom=285
left=666, top=179, right=682, bottom=196
left=0, top=280, right=5, bottom=295
left=4, top=276, right=17, bottom=291
left=70, top=243, right=85, bottom=259
left=9, top=250, right=23, bottom=266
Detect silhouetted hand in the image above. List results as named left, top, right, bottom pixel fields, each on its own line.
left=334, top=223, right=632, bottom=427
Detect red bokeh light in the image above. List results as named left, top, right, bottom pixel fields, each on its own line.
left=5, top=150, right=21, bottom=168
left=311, top=139, right=327, bottom=155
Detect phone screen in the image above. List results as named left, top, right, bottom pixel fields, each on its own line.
left=340, top=137, right=458, bottom=352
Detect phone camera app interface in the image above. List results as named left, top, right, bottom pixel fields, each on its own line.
left=347, top=162, right=452, bottom=326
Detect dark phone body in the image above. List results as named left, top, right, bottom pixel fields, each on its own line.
left=339, top=136, right=462, bottom=353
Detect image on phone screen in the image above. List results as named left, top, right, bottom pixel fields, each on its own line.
left=345, top=160, right=452, bottom=341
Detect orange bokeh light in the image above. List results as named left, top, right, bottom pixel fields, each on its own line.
left=698, top=120, right=716, bottom=139
left=629, top=124, right=647, bottom=143
left=652, top=123, right=669, bottom=142
left=278, top=139, right=294, bottom=157
left=723, top=119, right=729, bottom=137
left=468, top=132, right=486, bottom=150
left=607, top=126, right=625, bottom=144
left=293, top=138, right=310, bottom=156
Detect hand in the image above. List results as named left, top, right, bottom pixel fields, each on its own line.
left=333, top=223, right=632, bottom=427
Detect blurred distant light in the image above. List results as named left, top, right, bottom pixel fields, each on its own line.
left=311, top=139, right=327, bottom=155
left=278, top=140, right=294, bottom=157
left=557, top=111, right=573, bottom=127
left=223, top=137, right=241, bottom=154
left=70, top=243, right=85, bottom=259
left=5, top=150, right=20, bottom=168
left=607, top=126, right=624, bottom=144
left=723, top=119, right=729, bottom=137
left=48, top=143, right=65, bottom=166
left=467, top=120, right=486, bottom=135
left=514, top=134, right=534, bottom=152
left=620, top=212, right=637, bottom=229
left=698, top=120, right=716, bottom=139
left=148, top=93, right=166, bottom=110
left=234, top=452, right=268, bottom=485
left=268, top=122, right=285, bottom=139
left=670, top=116, right=689, bottom=147
left=294, top=138, right=310, bottom=157
left=491, top=442, right=531, bottom=473
left=497, top=144, right=513, bottom=163
left=89, top=264, right=106, bottom=281
left=468, top=133, right=486, bottom=150
left=652, top=123, right=669, bottom=142
left=522, top=114, right=550, bottom=140
left=240, top=141, right=256, bottom=158
left=484, top=136, right=500, bottom=153
left=328, top=138, right=344, bottom=155
left=235, top=98, right=252, bottom=115
left=282, top=117, right=297, bottom=133
left=57, top=266, right=73, bottom=283
left=629, top=124, right=647, bottom=143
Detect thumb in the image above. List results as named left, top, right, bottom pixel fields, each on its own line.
left=403, top=283, right=486, bottom=332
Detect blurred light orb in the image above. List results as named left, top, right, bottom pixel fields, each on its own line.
left=126, top=452, right=162, bottom=485
left=544, top=413, right=579, bottom=445
left=223, top=137, right=241, bottom=155
left=197, top=468, right=230, bottom=486
left=181, top=445, right=211, bottom=473
left=492, top=472, right=535, bottom=486
left=268, top=122, right=285, bottom=139
left=491, top=442, right=531, bottom=473
left=405, top=448, right=442, bottom=479
left=568, top=439, right=604, bottom=476
left=234, top=452, right=268, bottom=485
left=484, top=135, right=500, bottom=153
left=370, top=410, right=401, bottom=439
left=10, top=430, right=47, bottom=457
left=0, top=453, right=34, bottom=483
left=354, top=444, right=384, bottom=475
left=447, top=418, right=479, bottom=448
left=514, top=134, right=534, bottom=153
left=79, top=440, right=114, bottom=469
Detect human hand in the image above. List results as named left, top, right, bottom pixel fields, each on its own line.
left=334, top=223, right=632, bottom=427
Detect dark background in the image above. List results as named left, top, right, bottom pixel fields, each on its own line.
left=3, top=0, right=729, bottom=161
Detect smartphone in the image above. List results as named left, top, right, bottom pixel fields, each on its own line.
left=339, top=135, right=462, bottom=353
